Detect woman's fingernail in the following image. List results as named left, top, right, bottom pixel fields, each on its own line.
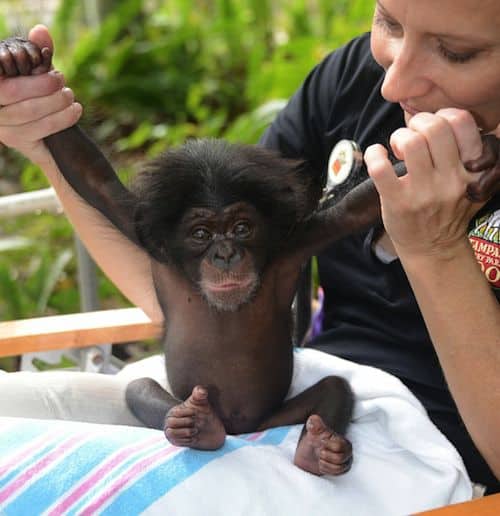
left=62, top=87, right=74, bottom=100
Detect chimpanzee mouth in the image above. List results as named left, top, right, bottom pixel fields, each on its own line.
left=200, top=272, right=260, bottom=311
left=205, top=277, right=255, bottom=292
left=201, top=270, right=258, bottom=292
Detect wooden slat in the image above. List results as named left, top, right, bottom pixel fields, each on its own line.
left=0, top=308, right=162, bottom=357
left=416, top=494, right=500, bottom=515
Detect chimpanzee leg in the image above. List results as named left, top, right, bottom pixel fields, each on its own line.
left=258, top=375, right=353, bottom=433
left=257, top=376, right=354, bottom=476
left=125, top=377, right=180, bottom=429
left=126, top=379, right=227, bottom=450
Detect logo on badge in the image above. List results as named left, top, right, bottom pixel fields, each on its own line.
left=326, top=140, right=363, bottom=190
left=469, top=210, right=500, bottom=289
left=321, top=140, right=364, bottom=205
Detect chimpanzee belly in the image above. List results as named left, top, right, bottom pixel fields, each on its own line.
left=154, top=260, right=297, bottom=434
left=165, top=336, right=293, bottom=434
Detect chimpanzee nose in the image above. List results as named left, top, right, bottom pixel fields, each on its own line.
left=212, top=241, right=241, bottom=270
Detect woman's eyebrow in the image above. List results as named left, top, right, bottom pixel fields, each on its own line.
left=375, top=0, right=391, bottom=17
left=376, top=0, right=496, bottom=47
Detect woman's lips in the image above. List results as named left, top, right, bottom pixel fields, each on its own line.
left=400, top=102, right=420, bottom=116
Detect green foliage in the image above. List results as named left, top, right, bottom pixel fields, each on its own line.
left=0, top=0, right=373, bottom=329
left=0, top=244, right=75, bottom=320
left=48, top=0, right=372, bottom=151
left=0, top=209, right=79, bottom=317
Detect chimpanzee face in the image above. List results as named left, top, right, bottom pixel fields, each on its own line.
left=169, top=202, right=271, bottom=312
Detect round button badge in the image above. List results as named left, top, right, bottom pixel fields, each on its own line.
left=325, top=139, right=363, bottom=190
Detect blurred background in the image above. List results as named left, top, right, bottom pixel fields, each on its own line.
left=0, top=0, right=372, bottom=371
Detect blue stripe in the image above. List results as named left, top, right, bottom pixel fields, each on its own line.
left=67, top=440, right=167, bottom=515
left=0, top=423, right=295, bottom=516
left=3, top=437, right=129, bottom=515
left=1, top=425, right=163, bottom=515
left=0, top=438, right=59, bottom=486
left=101, top=426, right=293, bottom=515
left=0, top=421, right=50, bottom=455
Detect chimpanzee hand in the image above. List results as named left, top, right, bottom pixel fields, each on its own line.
left=0, top=30, right=81, bottom=168
left=465, top=134, right=500, bottom=202
left=0, top=37, right=52, bottom=77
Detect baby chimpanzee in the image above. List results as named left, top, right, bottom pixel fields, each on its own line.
left=3, top=37, right=495, bottom=477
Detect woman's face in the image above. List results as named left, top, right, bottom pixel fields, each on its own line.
left=370, top=0, right=500, bottom=132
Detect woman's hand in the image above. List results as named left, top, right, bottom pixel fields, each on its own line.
left=0, top=25, right=82, bottom=167
left=364, top=108, right=487, bottom=259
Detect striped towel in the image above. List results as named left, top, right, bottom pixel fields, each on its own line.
left=0, top=349, right=472, bottom=515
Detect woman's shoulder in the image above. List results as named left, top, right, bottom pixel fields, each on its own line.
left=318, top=32, right=384, bottom=89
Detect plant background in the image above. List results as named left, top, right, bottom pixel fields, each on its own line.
left=0, top=0, right=373, bottom=370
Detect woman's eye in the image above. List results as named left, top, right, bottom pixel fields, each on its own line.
left=233, top=222, right=251, bottom=238
left=192, top=228, right=211, bottom=241
left=373, top=12, right=402, bottom=35
left=437, top=41, right=478, bottom=64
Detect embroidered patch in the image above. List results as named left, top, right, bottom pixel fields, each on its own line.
left=468, top=209, right=500, bottom=289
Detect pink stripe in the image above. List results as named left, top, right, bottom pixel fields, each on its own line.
left=80, top=444, right=179, bottom=515
left=0, top=434, right=85, bottom=504
left=245, top=431, right=264, bottom=442
left=48, top=435, right=164, bottom=515
left=0, top=432, right=58, bottom=478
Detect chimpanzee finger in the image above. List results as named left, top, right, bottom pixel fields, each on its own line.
left=323, top=434, right=352, bottom=454
left=465, top=135, right=499, bottom=173
left=165, top=427, right=198, bottom=440
left=23, top=40, right=43, bottom=69
left=165, top=416, right=195, bottom=429
left=320, top=448, right=352, bottom=465
left=0, top=42, right=18, bottom=77
left=32, top=47, right=53, bottom=75
left=318, top=456, right=353, bottom=476
left=6, top=41, right=32, bottom=76
left=466, top=165, right=500, bottom=202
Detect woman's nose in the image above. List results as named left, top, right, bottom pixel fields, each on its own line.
left=380, top=38, right=432, bottom=104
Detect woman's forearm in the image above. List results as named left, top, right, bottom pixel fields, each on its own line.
left=398, top=239, right=500, bottom=478
left=42, top=154, right=164, bottom=322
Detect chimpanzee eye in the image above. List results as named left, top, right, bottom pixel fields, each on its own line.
left=233, top=221, right=252, bottom=239
left=192, top=228, right=212, bottom=241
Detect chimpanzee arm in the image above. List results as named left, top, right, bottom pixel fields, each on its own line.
left=44, top=126, right=140, bottom=247
left=294, top=133, right=500, bottom=261
left=0, top=36, right=139, bottom=246
left=295, top=176, right=383, bottom=259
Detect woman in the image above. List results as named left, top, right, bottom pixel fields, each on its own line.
left=0, top=0, right=498, bottom=493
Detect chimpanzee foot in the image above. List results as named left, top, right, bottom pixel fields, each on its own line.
left=294, top=414, right=353, bottom=476
left=164, top=385, right=226, bottom=450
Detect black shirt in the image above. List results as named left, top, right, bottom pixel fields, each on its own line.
left=260, top=33, right=500, bottom=493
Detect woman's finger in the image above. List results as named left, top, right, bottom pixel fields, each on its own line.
left=0, top=87, right=75, bottom=127
left=0, top=70, right=64, bottom=105
left=435, top=108, right=482, bottom=163
left=364, top=143, right=400, bottom=200
left=407, top=112, right=460, bottom=173
left=389, top=126, right=435, bottom=185
left=0, top=103, right=82, bottom=147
